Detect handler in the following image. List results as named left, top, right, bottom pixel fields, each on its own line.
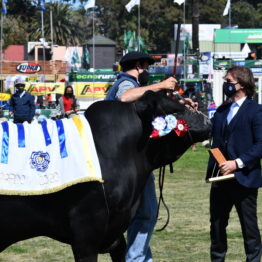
left=106, top=51, right=177, bottom=262
left=206, top=66, right=262, bottom=262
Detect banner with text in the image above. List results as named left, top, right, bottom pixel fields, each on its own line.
left=74, top=82, right=112, bottom=98
left=25, top=83, right=65, bottom=96
left=215, top=29, right=262, bottom=43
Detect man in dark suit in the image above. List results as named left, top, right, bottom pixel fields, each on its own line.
left=206, top=66, right=262, bottom=262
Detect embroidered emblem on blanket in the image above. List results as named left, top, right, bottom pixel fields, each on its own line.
left=0, top=115, right=103, bottom=195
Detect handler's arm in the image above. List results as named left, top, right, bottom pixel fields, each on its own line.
left=120, top=77, right=177, bottom=102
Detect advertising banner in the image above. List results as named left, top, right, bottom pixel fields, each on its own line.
left=25, top=82, right=65, bottom=96
left=0, top=93, right=11, bottom=101
left=69, top=72, right=116, bottom=83
left=214, top=60, right=262, bottom=70
left=215, top=29, right=262, bottom=43
left=174, top=24, right=221, bottom=41
left=74, top=82, right=112, bottom=98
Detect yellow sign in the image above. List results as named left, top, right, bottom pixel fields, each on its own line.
left=74, top=82, right=112, bottom=98
left=25, top=82, right=65, bottom=96
left=0, top=93, right=11, bottom=101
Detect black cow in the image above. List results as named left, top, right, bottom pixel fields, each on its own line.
left=0, top=91, right=211, bottom=262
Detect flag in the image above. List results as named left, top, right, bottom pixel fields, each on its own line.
left=183, top=34, right=190, bottom=53
left=64, top=48, right=72, bottom=63
left=138, top=36, right=147, bottom=53
left=39, top=0, right=45, bottom=11
left=2, top=0, right=7, bottom=14
left=71, top=47, right=80, bottom=64
left=125, top=0, right=140, bottom=13
left=223, top=0, right=230, bottom=16
left=82, top=46, right=90, bottom=69
left=85, top=0, right=95, bottom=10
left=124, top=31, right=128, bottom=49
left=173, top=0, right=185, bottom=5
left=127, top=31, right=137, bottom=51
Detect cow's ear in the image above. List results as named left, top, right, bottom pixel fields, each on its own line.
left=134, top=91, right=184, bottom=118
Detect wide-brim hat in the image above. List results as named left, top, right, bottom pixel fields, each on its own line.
left=120, top=51, right=155, bottom=67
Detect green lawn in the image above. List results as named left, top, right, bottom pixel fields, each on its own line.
left=1, top=145, right=261, bottom=262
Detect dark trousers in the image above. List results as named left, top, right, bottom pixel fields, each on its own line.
left=14, top=119, right=32, bottom=124
left=210, top=180, right=262, bottom=262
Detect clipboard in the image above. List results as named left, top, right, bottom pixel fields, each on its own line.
left=207, top=148, right=235, bottom=183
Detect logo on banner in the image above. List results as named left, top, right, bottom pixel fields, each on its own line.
left=30, top=151, right=50, bottom=172
left=16, top=62, right=41, bottom=74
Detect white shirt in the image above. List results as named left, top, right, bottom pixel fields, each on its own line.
left=227, top=96, right=247, bottom=168
left=227, top=96, right=247, bottom=124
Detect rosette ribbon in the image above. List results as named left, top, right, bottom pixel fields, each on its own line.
left=174, top=119, right=188, bottom=137
left=150, top=114, right=188, bottom=139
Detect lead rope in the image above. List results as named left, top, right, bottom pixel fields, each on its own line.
left=156, top=165, right=170, bottom=232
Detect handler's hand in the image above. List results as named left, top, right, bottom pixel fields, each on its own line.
left=219, top=160, right=237, bottom=175
left=161, top=77, right=177, bottom=91
left=183, top=98, right=198, bottom=111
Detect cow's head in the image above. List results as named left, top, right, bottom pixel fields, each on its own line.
left=134, top=91, right=212, bottom=168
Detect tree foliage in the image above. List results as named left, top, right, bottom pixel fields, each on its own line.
left=29, top=2, right=81, bottom=46
left=1, top=0, right=262, bottom=53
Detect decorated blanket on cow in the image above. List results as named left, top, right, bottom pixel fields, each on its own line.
left=0, top=115, right=103, bottom=195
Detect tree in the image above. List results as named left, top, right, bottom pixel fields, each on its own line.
left=2, top=16, right=29, bottom=49
left=232, top=1, right=259, bottom=28
left=29, top=2, right=81, bottom=46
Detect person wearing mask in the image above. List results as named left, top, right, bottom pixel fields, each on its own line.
left=206, top=66, right=262, bottom=262
left=59, top=85, right=79, bottom=118
left=9, top=80, right=35, bottom=123
left=105, top=51, right=177, bottom=262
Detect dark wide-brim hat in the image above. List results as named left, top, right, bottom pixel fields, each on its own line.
left=120, top=51, right=155, bottom=67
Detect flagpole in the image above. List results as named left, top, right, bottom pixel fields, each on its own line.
left=138, top=3, right=140, bottom=51
left=50, top=7, right=53, bottom=60
left=41, top=10, right=46, bottom=80
left=183, top=0, right=187, bottom=81
left=0, top=12, right=3, bottom=91
left=229, top=0, right=231, bottom=28
left=92, top=6, right=95, bottom=70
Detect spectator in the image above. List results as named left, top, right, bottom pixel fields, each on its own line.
left=9, top=80, right=35, bottom=123
left=58, top=85, right=79, bottom=118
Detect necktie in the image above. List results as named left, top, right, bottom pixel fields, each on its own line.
left=227, top=103, right=238, bottom=124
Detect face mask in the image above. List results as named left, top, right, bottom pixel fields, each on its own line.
left=223, top=82, right=237, bottom=97
left=138, top=70, right=150, bottom=86
left=16, top=87, right=25, bottom=93
left=65, top=93, right=73, bottom=98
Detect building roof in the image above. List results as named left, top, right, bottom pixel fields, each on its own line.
left=84, top=34, right=116, bottom=46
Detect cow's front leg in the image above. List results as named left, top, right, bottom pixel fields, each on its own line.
left=109, top=234, right=126, bottom=262
left=71, top=245, right=98, bottom=262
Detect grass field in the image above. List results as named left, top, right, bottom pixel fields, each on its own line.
left=1, top=145, right=261, bottom=262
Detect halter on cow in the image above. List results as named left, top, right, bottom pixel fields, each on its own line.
left=0, top=91, right=211, bottom=262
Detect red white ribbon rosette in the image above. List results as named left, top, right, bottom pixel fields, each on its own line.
left=150, top=129, right=161, bottom=139
left=174, top=120, right=188, bottom=137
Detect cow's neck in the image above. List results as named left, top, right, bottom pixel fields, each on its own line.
left=146, top=134, right=192, bottom=171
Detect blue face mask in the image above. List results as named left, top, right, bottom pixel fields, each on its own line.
left=223, top=82, right=237, bottom=97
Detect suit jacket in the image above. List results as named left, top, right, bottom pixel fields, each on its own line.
left=206, top=98, right=262, bottom=188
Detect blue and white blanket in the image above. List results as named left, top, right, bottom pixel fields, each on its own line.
left=0, top=115, right=103, bottom=195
